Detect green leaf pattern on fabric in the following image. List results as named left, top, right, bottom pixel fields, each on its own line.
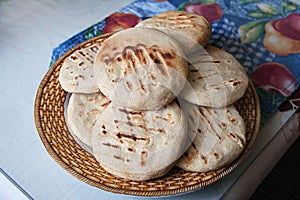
left=239, top=1, right=298, bottom=44
left=239, top=20, right=267, bottom=43
left=257, top=4, right=280, bottom=15
left=240, top=0, right=259, bottom=4
left=189, top=0, right=215, bottom=4
left=178, top=2, right=188, bottom=10
left=281, top=2, right=297, bottom=13
left=247, top=10, right=271, bottom=18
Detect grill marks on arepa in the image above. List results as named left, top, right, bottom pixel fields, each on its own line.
left=150, top=14, right=196, bottom=29
left=66, top=93, right=111, bottom=147
left=102, top=44, right=176, bottom=88
left=59, top=43, right=101, bottom=93
left=135, top=11, right=211, bottom=54
left=190, top=67, right=218, bottom=83
left=197, top=107, right=222, bottom=141
left=177, top=102, right=246, bottom=173
left=92, top=101, right=188, bottom=180
left=100, top=107, right=172, bottom=146
left=179, top=45, right=249, bottom=108
left=94, top=27, right=188, bottom=110
left=197, top=106, right=245, bottom=147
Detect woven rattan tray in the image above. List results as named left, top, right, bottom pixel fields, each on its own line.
left=34, top=33, right=261, bottom=197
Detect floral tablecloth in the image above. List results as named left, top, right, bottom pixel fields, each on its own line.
left=51, top=0, right=300, bottom=124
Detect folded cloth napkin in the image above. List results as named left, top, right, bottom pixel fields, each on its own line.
left=51, top=0, right=300, bottom=125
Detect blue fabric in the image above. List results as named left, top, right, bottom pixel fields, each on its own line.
left=51, top=0, right=300, bottom=124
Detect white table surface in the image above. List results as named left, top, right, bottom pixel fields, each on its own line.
left=1, top=0, right=299, bottom=199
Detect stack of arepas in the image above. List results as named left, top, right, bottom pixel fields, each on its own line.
left=59, top=11, right=249, bottom=181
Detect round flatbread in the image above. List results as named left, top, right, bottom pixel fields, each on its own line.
left=179, top=45, right=249, bottom=108
left=135, top=11, right=212, bottom=55
left=67, top=93, right=111, bottom=147
left=92, top=101, right=188, bottom=181
left=59, top=42, right=102, bottom=93
left=94, top=27, right=188, bottom=110
left=176, top=101, right=246, bottom=172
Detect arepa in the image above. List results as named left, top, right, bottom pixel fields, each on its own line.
left=92, top=101, right=188, bottom=180
left=59, top=42, right=102, bottom=93
left=67, top=93, right=111, bottom=147
left=176, top=101, right=246, bottom=172
left=179, top=45, right=249, bottom=108
left=135, top=11, right=212, bottom=55
left=94, top=27, right=188, bottom=110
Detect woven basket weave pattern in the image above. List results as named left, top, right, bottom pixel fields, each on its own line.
left=34, top=33, right=260, bottom=196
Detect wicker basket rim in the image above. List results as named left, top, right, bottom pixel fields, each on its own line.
left=34, top=33, right=261, bottom=197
